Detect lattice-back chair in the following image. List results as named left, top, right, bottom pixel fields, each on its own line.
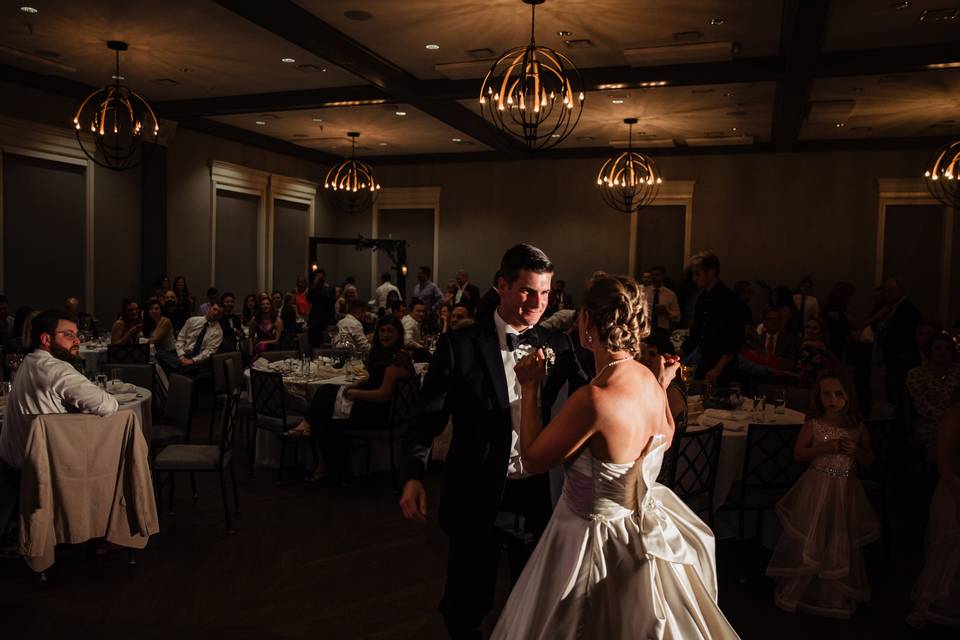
left=661, top=423, right=723, bottom=526
left=344, top=375, right=421, bottom=489
left=153, top=359, right=241, bottom=534
left=106, top=343, right=150, bottom=364
left=250, top=368, right=304, bottom=483
left=861, top=417, right=893, bottom=555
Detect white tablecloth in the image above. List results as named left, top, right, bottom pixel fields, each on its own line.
left=107, top=383, right=153, bottom=442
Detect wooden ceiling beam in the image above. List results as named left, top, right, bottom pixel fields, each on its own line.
left=155, top=85, right=388, bottom=119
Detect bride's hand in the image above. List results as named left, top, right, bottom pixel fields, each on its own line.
left=659, top=354, right=680, bottom=389
left=515, top=349, right=546, bottom=389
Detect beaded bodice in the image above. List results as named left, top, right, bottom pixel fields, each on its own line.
left=810, top=419, right=860, bottom=477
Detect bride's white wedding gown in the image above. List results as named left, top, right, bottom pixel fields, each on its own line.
left=491, top=434, right=740, bottom=639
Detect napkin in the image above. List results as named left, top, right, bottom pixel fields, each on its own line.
left=111, top=392, right=139, bottom=404
left=107, top=382, right=136, bottom=394
left=333, top=386, right=354, bottom=419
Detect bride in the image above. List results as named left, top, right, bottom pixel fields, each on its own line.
left=491, top=273, right=740, bottom=639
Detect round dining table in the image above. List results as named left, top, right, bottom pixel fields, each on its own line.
left=105, top=382, right=153, bottom=442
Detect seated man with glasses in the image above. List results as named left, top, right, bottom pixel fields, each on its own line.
left=0, top=310, right=119, bottom=470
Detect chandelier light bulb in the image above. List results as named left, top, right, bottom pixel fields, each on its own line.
left=923, top=140, right=960, bottom=207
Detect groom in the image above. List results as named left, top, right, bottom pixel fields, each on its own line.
left=400, top=244, right=588, bottom=639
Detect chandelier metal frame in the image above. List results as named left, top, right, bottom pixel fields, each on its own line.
left=923, top=139, right=960, bottom=208
left=479, top=0, right=584, bottom=151
left=72, top=41, right=159, bottom=171
left=596, top=118, right=663, bottom=214
left=323, top=132, right=381, bottom=214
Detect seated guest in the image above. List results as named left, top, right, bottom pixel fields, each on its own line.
left=283, top=315, right=414, bottom=483
left=198, top=287, right=219, bottom=317
left=152, top=274, right=170, bottom=301
left=0, top=294, right=13, bottom=351
left=270, top=290, right=284, bottom=316
left=383, top=289, right=402, bottom=317
left=546, top=278, right=574, bottom=317
left=747, top=307, right=801, bottom=370
left=241, top=293, right=258, bottom=325
left=294, top=275, right=311, bottom=318
left=143, top=297, right=175, bottom=354
left=402, top=299, right=426, bottom=349
left=386, top=298, right=406, bottom=321
left=906, top=332, right=960, bottom=459
left=336, top=299, right=371, bottom=353
left=163, top=288, right=190, bottom=333
left=157, top=302, right=222, bottom=374
left=280, top=292, right=300, bottom=349
left=336, top=284, right=359, bottom=317
left=15, top=308, right=40, bottom=353
left=794, top=317, right=838, bottom=387
left=770, top=285, right=802, bottom=337
left=0, top=310, right=119, bottom=469
left=644, top=265, right=681, bottom=334
left=217, top=292, right=245, bottom=353
left=110, top=299, right=143, bottom=345
left=438, top=304, right=451, bottom=334
left=64, top=296, right=97, bottom=338
left=249, top=295, right=283, bottom=355
left=374, top=272, right=400, bottom=312
left=450, top=302, right=473, bottom=331
left=172, top=276, right=195, bottom=316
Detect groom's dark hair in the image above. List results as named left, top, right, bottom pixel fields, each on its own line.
left=499, top=244, right=553, bottom=285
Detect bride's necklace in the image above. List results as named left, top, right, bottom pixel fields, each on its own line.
left=592, top=356, right=632, bottom=383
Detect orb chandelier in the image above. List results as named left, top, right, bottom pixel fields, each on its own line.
left=323, top=132, right=381, bottom=213
left=72, top=41, right=159, bottom=171
left=923, top=139, right=960, bottom=208
left=596, top=118, right=663, bottom=213
left=478, top=0, right=584, bottom=151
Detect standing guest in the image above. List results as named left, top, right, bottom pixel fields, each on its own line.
left=450, top=303, right=474, bottom=331
left=476, top=271, right=502, bottom=324
left=336, top=299, right=371, bottom=353
left=793, top=276, right=820, bottom=325
left=413, top=266, right=443, bottom=313
left=0, top=310, right=119, bottom=470
left=217, top=292, right=245, bottom=353
left=908, top=395, right=960, bottom=629
left=307, top=270, right=337, bottom=348
left=198, top=287, right=219, bottom=317
left=402, top=299, right=426, bottom=349
left=64, top=297, right=97, bottom=338
left=159, top=302, right=222, bottom=374
left=752, top=307, right=801, bottom=370
left=375, top=272, right=401, bottom=311
left=241, top=293, right=258, bottom=325
left=680, top=252, right=744, bottom=385
left=794, top=317, right=839, bottom=388
left=249, top=296, right=283, bottom=356
left=821, top=281, right=856, bottom=359
left=110, top=299, right=143, bottom=345
left=280, top=293, right=300, bottom=349
left=767, top=372, right=879, bottom=618
left=143, top=298, right=176, bottom=355
left=442, top=280, right=459, bottom=308
left=878, top=276, right=922, bottom=411
left=454, top=270, right=481, bottom=314
left=906, top=332, right=960, bottom=459
left=645, top=265, right=681, bottom=334
left=270, top=291, right=284, bottom=316
left=294, top=275, right=311, bottom=318
left=733, top=280, right=755, bottom=336
left=172, top=276, right=194, bottom=315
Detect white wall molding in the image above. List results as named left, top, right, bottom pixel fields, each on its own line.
left=370, top=187, right=442, bottom=294
left=628, top=179, right=696, bottom=276
left=209, top=160, right=269, bottom=291
left=268, top=175, right=317, bottom=291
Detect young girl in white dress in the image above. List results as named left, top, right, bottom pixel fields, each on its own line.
left=766, top=372, right=880, bottom=618
left=491, top=274, right=739, bottom=639
left=908, top=399, right=960, bottom=629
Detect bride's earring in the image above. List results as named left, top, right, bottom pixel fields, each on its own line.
left=586, top=334, right=593, bottom=343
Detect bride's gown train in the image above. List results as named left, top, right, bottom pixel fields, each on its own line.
left=491, top=434, right=740, bottom=639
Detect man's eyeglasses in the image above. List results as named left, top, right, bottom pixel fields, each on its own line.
left=55, top=330, right=80, bottom=340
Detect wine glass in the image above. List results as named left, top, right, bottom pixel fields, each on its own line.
left=679, top=364, right=695, bottom=391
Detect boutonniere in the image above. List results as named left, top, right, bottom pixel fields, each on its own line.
left=543, top=346, right=556, bottom=376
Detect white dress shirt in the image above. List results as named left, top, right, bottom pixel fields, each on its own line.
left=402, top=314, right=422, bottom=347
left=337, top=314, right=370, bottom=352
left=793, top=293, right=820, bottom=325
left=375, top=281, right=401, bottom=310
left=494, top=310, right=533, bottom=480
left=174, top=316, right=223, bottom=363
left=644, top=284, right=681, bottom=330
left=0, top=349, right=119, bottom=468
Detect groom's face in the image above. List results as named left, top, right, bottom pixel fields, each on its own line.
left=498, top=270, right=552, bottom=327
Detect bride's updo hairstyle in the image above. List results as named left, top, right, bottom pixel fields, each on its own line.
left=582, top=273, right=649, bottom=354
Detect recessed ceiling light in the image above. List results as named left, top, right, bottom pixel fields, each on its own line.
left=557, top=30, right=572, bottom=37
left=425, top=43, right=440, bottom=50
left=722, top=92, right=735, bottom=97
left=551, top=133, right=561, bottom=138
left=611, top=99, right=624, bottom=104
left=891, top=1, right=911, bottom=8
left=731, top=126, right=738, bottom=131
left=710, top=17, right=725, bottom=25
left=312, top=117, right=323, bottom=122
left=835, top=122, right=845, bottom=128
left=20, top=6, right=38, bottom=14
left=255, top=121, right=266, bottom=126
left=378, top=142, right=388, bottom=146
left=281, top=57, right=296, bottom=63
left=395, top=111, right=407, bottom=116
left=451, top=138, right=462, bottom=142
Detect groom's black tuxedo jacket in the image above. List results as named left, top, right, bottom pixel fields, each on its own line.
left=403, top=314, right=588, bottom=535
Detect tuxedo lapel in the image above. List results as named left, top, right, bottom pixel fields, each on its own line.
left=476, top=315, right=510, bottom=411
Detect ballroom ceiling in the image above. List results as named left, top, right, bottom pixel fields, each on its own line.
left=1, top=0, right=958, bottom=161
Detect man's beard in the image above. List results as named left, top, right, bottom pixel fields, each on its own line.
left=50, top=343, right=77, bottom=363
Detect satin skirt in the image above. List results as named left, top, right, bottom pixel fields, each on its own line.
left=491, top=493, right=740, bottom=639
left=911, top=479, right=960, bottom=628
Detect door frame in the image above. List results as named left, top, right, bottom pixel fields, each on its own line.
left=627, top=180, right=695, bottom=276
left=369, top=187, right=441, bottom=295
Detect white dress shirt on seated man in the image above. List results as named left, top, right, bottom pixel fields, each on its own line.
left=402, top=314, right=422, bottom=348
left=337, top=312, right=370, bottom=352
left=175, top=312, right=223, bottom=364
left=1, top=338, right=119, bottom=469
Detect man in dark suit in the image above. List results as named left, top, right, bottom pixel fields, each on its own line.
left=400, top=245, right=587, bottom=639
left=878, top=276, right=922, bottom=410
left=453, top=270, right=481, bottom=315
left=475, top=271, right=501, bottom=324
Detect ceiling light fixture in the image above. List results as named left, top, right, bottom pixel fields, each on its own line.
left=281, top=57, right=296, bottom=63
left=255, top=120, right=266, bottom=125
left=452, top=137, right=462, bottom=142
left=425, top=43, right=440, bottom=50
left=923, top=140, right=960, bottom=207
left=324, top=132, right=381, bottom=214
left=20, top=6, right=38, bottom=14
left=611, top=99, right=624, bottom=104
left=835, top=122, right=845, bottom=128
left=479, top=0, right=584, bottom=151
left=710, top=17, right=725, bottom=25
left=72, top=41, right=159, bottom=171
left=557, top=30, right=572, bottom=36
left=395, top=110, right=407, bottom=116
left=312, top=117, right=323, bottom=122
left=596, top=117, right=663, bottom=214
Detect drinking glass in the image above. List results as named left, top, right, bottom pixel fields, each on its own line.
left=774, top=388, right=787, bottom=414
left=752, top=394, right=766, bottom=417
left=109, top=367, right=122, bottom=386
left=679, top=364, right=695, bottom=387
left=95, top=373, right=108, bottom=389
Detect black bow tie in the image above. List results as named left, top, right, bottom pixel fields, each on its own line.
left=506, top=331, right=537, bottom=352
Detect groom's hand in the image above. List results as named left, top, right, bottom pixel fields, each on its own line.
left=400, top=479, right=428, bottom=524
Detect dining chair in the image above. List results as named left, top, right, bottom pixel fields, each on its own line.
left=106, top=343, right=150, bottom=364
left=661, top=423, right=724, bottom=526
left=153, top=359, right=241, bottom=534
left=209, top=351, right=245, bottom=442
left=151, top=374, right=194, bottom=454
left=250, top=368, right=305, bottom=483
